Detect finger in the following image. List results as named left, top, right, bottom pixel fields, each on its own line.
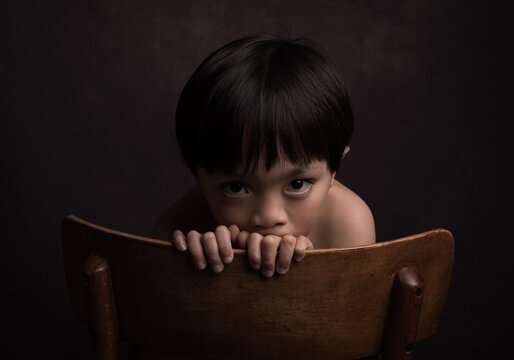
left=201, top=232, right=224, bottom=273
left=247, top=233, right=263, bottom=270
left=237, top=230, right=250, bottom=249
left=261, top=235, right=281, bottom=277
left=276, top=235, right=296, bottom=275
left=186, top=230, right=207, bottom=270
left=228, top=224, right=240, bottom=246
left=216, top=225, right=233, bottom=264
left=294, top=235, right=313, bottom=262
left=172, top=230, right=187, bottom=251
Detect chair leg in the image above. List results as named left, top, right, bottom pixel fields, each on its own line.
left=83, top=253, right=120, bottom=360
left=382, top=266, right=424, bottom=360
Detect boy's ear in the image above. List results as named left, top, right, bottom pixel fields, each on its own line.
left=330, top=172, right=336, bottom=187
left=341, top=146, right=350, bottom=159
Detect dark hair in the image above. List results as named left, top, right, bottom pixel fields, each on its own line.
left=175, top=34, right=353, bottom=176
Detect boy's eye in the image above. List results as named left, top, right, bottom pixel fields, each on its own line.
left=286, top=179, right=312, bottom=194
left=222, top=182, right=248, bottom=196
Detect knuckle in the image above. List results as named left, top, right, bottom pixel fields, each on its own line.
left=202, top=231, right=215, bottom=239
left=249, top=233, right=263, bottom=244
left=299, top=235, right=311, bottom=243
left=187, top=230, right=199, bottom=238
left=303, top=237, right=314, bottom=249
left=281, top=235, right=296, bottom=247
left=262, top=235, right=277, bottom=246
left=201, top=233, right=215, bottom=245
left=186, top=235, right=197, bottom=246
left=296, top=235, right=308, bottom=246
left=217, top=235, right=231, bottom=249
left=215, top=225, right=228, bottom=235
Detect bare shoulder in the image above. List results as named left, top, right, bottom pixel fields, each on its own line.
left=316, top=180, right=375, bottom=248
left=152, top=186, right=217, bottom=241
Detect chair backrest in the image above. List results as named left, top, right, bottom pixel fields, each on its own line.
left=62, top=215, right=454, bottom=360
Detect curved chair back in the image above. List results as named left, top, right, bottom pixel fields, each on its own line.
left=62, top=215, right=454, bottom=360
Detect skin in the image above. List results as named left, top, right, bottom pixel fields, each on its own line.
left=153, top=152, right=376, bottom=277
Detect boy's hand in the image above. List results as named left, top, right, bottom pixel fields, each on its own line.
left=171, top=225, right=237, bottom=273
left=230, top=225, right=314, bottom=278
left=171, top=225, right=312, bottom=277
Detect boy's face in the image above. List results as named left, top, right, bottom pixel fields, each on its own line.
left=196, top=158, right=335, bottom=237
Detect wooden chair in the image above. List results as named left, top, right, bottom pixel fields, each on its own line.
left=62, top=214, right=454, bottom=360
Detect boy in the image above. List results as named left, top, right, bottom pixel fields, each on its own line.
left=153, top=35, right=375, bottom=277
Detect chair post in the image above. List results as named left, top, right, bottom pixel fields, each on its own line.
left=83, top=253, right=120, bottom=360
left=382, top=266, right=424, bottom=360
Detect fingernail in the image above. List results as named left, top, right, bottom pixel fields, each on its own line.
left=223, top=255, right=233, bottom=264
left=177, top=243, right=186, bottom=251
left=277, top=266, right=287, bottom=274
left=251, top=263, right=261, bottom=270
left=294, top=255, right=303, bottom=262
left=263, top=270, right=273, bottom=277
left=197, top=261, right=206, bottom=270
left=213, top=264, right=224, bottom=273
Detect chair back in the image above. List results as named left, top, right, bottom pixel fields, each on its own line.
left=62, top=215, right=454, bottom=360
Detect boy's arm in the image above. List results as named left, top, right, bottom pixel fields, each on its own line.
left=154, top=187, right=235, bottom=273
left=152, top=186, right=218, bottom=241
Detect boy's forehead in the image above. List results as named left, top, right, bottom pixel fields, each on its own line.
left=204, top=159, right=329, bottom=178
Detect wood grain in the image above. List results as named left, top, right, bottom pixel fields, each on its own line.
left=62, top=215, right=454, bottom=359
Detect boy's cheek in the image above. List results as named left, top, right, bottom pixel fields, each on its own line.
left=289, top=202, right=321, bottom=235
left=210, top=206, right=247, bottom=228
left=202, top=194, right=246, bottom=226
left=292, top=214, right=316, bottom=235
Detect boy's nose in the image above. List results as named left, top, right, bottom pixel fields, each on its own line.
left=249, top=198, right=287, bottom=231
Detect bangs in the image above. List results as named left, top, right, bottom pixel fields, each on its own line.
left=176, top=35, right=353, bottom=176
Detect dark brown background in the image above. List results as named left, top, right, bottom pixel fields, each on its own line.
left=3, top=0, right=512, bottom=358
